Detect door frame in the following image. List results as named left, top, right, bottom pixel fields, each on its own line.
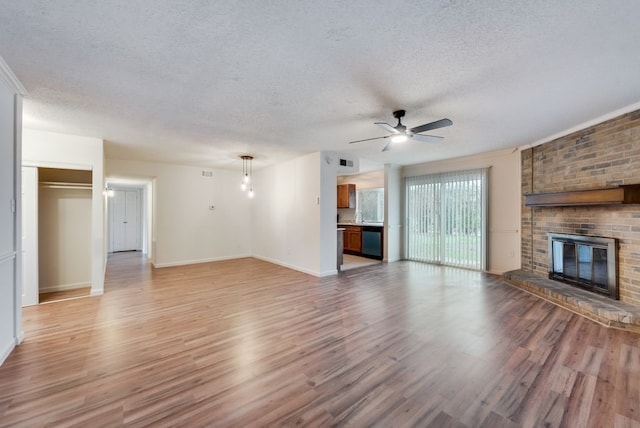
left=108, top=187, right=143, bottom=252
left=105, top=179, right=153, bottom=259
left=21, top=162, right=94, bottom=299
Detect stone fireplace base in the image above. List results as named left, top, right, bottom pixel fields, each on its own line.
left=504, top=269, right=640, bottom=333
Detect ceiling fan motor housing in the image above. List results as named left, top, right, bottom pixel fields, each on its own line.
left=393, top=110, right=407, bottom=132
left=392, top=109, right=406, bottom=119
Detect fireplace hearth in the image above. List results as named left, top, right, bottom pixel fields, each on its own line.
left=548, top=233, right=618, bottom=299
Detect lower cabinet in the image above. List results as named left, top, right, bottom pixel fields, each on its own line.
left=343, top=226, right=362, bottom=253
left=342, top=225, right=383, bottom=260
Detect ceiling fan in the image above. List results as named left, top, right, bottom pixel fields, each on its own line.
left=349, top=110, right=452, bottom=151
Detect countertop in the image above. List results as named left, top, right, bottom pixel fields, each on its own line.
left=338, top=223, right=384, bottom=228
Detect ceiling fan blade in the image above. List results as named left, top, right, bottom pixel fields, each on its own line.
left=382, top=142, right=393, bottom=152
left=411, top=134, right=444, bottom=144
left=348, top=135, right=390, bottom=144
left=375, top=122, right=400, bottom=134
left=410, top=118, right=453, bottom=134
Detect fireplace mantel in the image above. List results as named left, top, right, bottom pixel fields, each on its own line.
left=525, top=184, right=640, bottom=207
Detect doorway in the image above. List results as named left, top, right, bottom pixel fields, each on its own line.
left=22, top=166, right=93, bottom=305
left=105, top=179, right=152, bottom=260
left=109, top=188, right=142, bottom=252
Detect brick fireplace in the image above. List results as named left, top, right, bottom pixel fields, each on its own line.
left=520, top=109, right=640, bottom=307
left=504, top=109, right=640, bottom=331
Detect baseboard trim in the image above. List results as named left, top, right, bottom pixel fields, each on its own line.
left=251, top=255, right=333, bottom=277
left=0, top=339, right=15, bottom=367
left=39, top=282, right=91, bottom=294
left=153, top=254, right=252, bottom=268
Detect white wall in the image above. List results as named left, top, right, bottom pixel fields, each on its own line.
left=319, top=153, right=338, bottom=274
left=22, top=129, right=105, bottom=294
left=384, top=164, right=402, bottom=262
left=0, top=57, right=25, bottom=366
left=403, top=148, right=521, bottom=274
left=106, top=159, right=251, bottom=267
left=252, top=152, right=337, bottom=276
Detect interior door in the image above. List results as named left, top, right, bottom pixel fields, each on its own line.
left=110, top=189, right=141, bottom=252
left=21, top=167, right=38, bottom=306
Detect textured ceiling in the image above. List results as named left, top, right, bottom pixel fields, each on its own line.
left=1, top=1, right=639, bottom=171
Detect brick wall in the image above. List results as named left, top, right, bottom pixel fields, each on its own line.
left=521, top=109, right=640, bottom=306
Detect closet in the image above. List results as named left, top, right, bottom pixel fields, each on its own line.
left=25, top=167, right=93, bottom=303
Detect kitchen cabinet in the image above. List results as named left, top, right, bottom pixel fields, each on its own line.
left=337, top=184, right=356, bottom=209
left=343, top=226, right=362, bottom=253
left=339, top=224, right=384, bottom=260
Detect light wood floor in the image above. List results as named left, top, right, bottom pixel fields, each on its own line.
left=39, top=286, right=91, bottom=304
left=1, top=253, right=639, bottom=427
left=341, top=254, right=381, bottom=271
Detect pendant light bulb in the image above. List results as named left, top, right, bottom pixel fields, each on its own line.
left=240, top=155, right=254, bottom=196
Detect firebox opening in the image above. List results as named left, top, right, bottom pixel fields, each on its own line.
left=548, top=233, right=618, bottom=299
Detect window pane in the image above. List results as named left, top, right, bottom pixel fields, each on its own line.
left=357, top=188, right=384, bottom=223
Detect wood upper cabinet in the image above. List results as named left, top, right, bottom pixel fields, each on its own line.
left=343, top=226, right=362, bottom=253
left=337, top=184, right=356, bottom=208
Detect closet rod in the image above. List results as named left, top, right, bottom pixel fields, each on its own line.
left=39, top=181, right=92, bottom=190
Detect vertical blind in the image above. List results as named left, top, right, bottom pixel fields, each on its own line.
left=405, top=168, right=488, bottom=270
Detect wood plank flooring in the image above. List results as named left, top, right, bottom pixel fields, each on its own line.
left=1, top=252, right=639, bottom=427
left=39, top=286, right=91, bottom=304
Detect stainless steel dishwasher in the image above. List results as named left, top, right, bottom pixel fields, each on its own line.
left=361, top=227, right=382, bottom=259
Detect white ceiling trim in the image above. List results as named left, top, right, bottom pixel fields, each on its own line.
left=0, top=54, right=26, bottom=95
left=523, top=101, right=640, bottom=151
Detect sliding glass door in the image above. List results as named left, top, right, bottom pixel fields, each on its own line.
left=405, top=168, right=487, bottom=270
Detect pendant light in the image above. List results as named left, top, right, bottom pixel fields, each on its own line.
left=240, top=155, right=254, bottom=198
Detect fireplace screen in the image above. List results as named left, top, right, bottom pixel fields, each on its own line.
left=548, top=233, right=617, bottom=299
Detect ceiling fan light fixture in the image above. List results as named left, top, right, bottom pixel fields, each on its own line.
left=348, top=109, right=453, bottom=151
left=391, top=134, right=408, bottom=143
